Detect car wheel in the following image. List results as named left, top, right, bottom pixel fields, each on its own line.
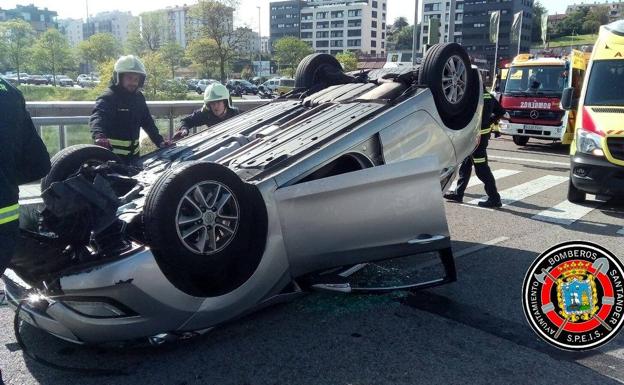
left=419, top=43, right=479, bottom=130
left=512, top=135, right=530, bottom=146
left=567, top=178, right=586, bottom=203
left=143, top=161, right=268, bottom=297
left=41, top=144, right=120, bottom=191
left=294, top=53, right=345, bottom=89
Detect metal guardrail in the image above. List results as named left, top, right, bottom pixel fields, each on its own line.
left=28, top=100, right=269, bottom=151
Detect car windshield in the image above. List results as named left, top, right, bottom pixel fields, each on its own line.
left=503, top=65, right=567, bottom=96
left=584, top=60, right=624, bottom=106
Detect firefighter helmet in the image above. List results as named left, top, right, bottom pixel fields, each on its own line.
left=203, top=83, right=232, bottom=108
left=113, top=55, right=147, bottom=87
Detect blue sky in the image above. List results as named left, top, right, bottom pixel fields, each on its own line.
left=0, top=0, right=594, bottom=35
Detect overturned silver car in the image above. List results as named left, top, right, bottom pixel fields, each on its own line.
left=3, top=43, right=483, bottom=345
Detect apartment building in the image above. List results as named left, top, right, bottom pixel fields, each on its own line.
left=269, top=0, right=306, bottom=50
left=462, top=0, right=533, bottom=71
left=58, top=18, right=84, bottom=47
left=419, top=0, right=464, bottom=47
left=567, top=1, right=624, bottom=22
left=85, top=11, right=135, bottom=45
left=300, top=0, right=388, bottom=56
left=0, top=4, right=57, bottom=33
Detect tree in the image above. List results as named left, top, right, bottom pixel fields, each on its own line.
left=160, top=41, right=186, bottom=78
left=336, top=51, right=358, bottom=72
left=142, top=52, right=169, bottom=99
left=531, top=1, right=548, bottom=43
left=125, top=18, right=147, bottom=55
left=78, top=33, right=121, bottom=67
left=241, top=66, right=253, bottom=80
left=31, top=29, right=76, bottom=85
left=394, top=25, right=415, bottom=50
left=273, top=36, right=313, bottom=78
left=189, top=0, right=246, bottom=82
left=139, top=11, right=169, bottom=51
left=392, top=17, right=409, bottom=31
left=0, top=19, right=35, bottom=83
left=186, top=37, right=220, bottom=78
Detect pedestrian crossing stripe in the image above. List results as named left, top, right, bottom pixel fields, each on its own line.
left=467, top=175, right=568, bottom=207
left=532, top=200, right=598, bottom=226
left=449, top=169, right=521, bottom=191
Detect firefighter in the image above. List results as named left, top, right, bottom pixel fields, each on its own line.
left=444, top=85, right=506, bottom=208
left=90, top=55, right=172, bottom=163
left=0, top=77, right=51, bottom=277
left=172, top=83, right=239, bottom=140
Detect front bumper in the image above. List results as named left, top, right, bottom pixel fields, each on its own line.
left=499, top=121, right=565, bottom=140
left=570, top=153, right=624, bottom=196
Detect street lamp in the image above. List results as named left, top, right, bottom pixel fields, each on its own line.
left=258, top=6, right=262, bottom=67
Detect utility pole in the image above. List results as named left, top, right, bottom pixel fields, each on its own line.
left=412, top=0, right=419, bottom=64
left=258, top=6, right=262, bottom=64
left=448, top=0, right=456, bottom=43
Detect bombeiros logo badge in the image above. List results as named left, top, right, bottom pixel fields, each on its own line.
left=522, top=241, right=624, bottom=351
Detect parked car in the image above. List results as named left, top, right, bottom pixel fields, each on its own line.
left=78, top=75, right=100, bottom=88
left=186, top=78, right=199, bottom=91
left=55, top=75, right=74, bottom=87
left=26, top=75, right=49, bottom=85
left=226, top=79, right=258, bottom=95
left=17, top=73, right=30, bottom=84
left=195, top=78, right=219, bottom=94
left=262, top=77, right=295, bottom=95
left=2, top=74, right=19, bottom=86
left=4, top=43, right=481, bottom=345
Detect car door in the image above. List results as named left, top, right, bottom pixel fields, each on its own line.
left=274, top=155, right=450, bottom=277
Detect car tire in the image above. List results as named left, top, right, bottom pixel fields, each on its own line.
left=143, top=161, right=268, bottom=297
left=41, top=144, right=120, bottom=191
left=512, top=135, right=530, bottom=146
left=294, top=53, right=344, bottom=89
left=419, top=43, right=479, bottom=130
left=567, top=178, right=586, bottom=203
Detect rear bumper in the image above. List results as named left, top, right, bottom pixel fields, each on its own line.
left=570, top=153, right=624, bottom=196
left=499, top=121, right=565, bottom=139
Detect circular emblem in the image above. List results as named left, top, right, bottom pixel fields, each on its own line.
left=530, top=110, right=539, bottom=119
left=523, top=241, right=624, bottom=351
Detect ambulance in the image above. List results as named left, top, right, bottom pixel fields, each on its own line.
left=498, top=51, right=588, bottom=146
left=562, top=20, right=624, bottom=202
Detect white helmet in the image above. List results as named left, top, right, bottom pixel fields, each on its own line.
left=113, top=55, right=147, bottom=87
left=203, top=83, right=232, bottom=108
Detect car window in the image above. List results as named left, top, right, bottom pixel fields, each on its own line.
left=280, top=79, right=295, bottom=87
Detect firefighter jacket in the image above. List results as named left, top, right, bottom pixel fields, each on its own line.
left=0, top=77, right=51, bottom=227
left=179, top=106, right=240, bottom=132
left=89, top=85, right=164, bottom=158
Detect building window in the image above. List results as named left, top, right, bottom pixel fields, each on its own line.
left=371, top=49, right=376, bottom=55
left=316, top=40, right=329, bottom=47
left=317, top=31, right=329, bottom=38
left=348, top=29, right=361, bottom=37
left=301, top=32, right=313, bottom=38
left=373, top=1, right=378, bottom=7
left=316, top=21, right=329, bottom=29
left=316, top=12, right=328, bottom=19
left=331, top=20, right=344, bottom=28
left=371, top=40, right=377, bottom=47
left=381, top=41, right=385, bottom=48
left=473, top=23, right=485, bottom=28
left=424, top=3, right=441, bottom=11
left=347, top=39, right=361, bottom=46
left=331, top=11, right=344, bottom=18
left=372, top=10, right=377, bottom=18
left=331, top=40, right=343, bottom=47
left=301, top=22, right=313, bottom=29
left=347, top=19, right=361, bottom=27
left=371, top=30, right=377, bottom=38
left=348, top=9, right=362, bottom=17
left=331, top=30, right=344, bottom=37
left=372, top=20, right=377, bottom=28
left=301, top=13, right=313, bottom=21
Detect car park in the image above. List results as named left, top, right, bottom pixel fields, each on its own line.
left=262, top=77, right=295, bottom=95
left=195, top=78, right=219, bottom=94
left=55, top=75, right=75, bottom=87
left=226, top=79, right=259, bottom=95
left=3, top=43, right=482, bottom=345
left=26, top=75, right=49, bottom=85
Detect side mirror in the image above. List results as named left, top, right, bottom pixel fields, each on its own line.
left=561, top=87, right=577, bottom=110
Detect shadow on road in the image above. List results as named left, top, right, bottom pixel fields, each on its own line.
left=6, top=242, right=624, bottom=385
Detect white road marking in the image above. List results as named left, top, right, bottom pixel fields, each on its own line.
left=449, top=169, right=521, bottom=192
left=455, top=236, right=510, bottom=258
left=489, top=155, right=569, bottom=167
left=532, top=200, right=598, bottom=226
left=467, top=175, right=568, bottom=206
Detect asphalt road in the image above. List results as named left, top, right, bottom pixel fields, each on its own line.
left=1, top=136, right=623, bottom=385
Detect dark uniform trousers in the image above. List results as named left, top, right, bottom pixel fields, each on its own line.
left=455, top=129, right=501, bottom=202
left=0, top=222, right=18, bottom=276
